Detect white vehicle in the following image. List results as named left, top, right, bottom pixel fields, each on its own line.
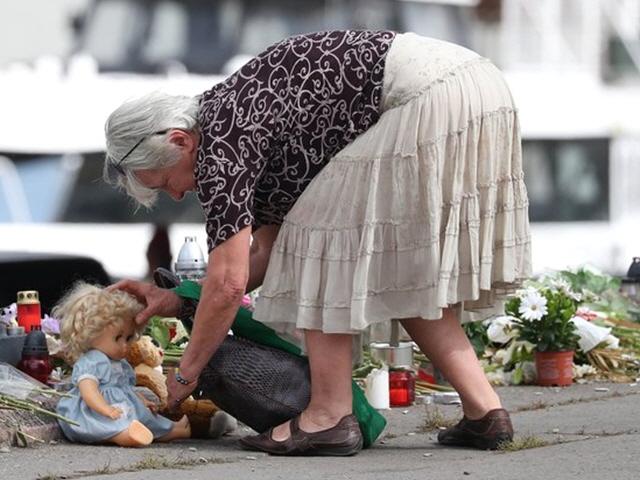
left=0, top=0, right=638, bottom=281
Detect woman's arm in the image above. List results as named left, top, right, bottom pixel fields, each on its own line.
left=78, top=379, right=122, bottom=419
left=176, top=225, right=252, bottom=383
left=246, top=224, right=280, bottom=293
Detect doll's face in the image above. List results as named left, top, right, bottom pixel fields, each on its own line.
left=90, top=318, right=136, bottom=361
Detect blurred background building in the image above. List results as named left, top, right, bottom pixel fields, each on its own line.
left=0, top=0, right=638, bottom=281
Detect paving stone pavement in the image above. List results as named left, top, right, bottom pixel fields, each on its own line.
left=1, top=382, right=638, bottom=480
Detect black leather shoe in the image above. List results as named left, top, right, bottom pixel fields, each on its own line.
left=437, top=408, right=513, bottom=450
left=240, top=414, right=363, bottom=456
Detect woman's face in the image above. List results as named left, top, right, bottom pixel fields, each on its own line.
left=90, top=319, right=136, bottom=361
left=135, top=129, right=198, bottom=201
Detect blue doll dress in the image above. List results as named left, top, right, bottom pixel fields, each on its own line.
left=56, top=349, right=173, bottom=443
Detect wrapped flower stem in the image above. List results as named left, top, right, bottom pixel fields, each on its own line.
left=0, top=393, right=79, bottom=426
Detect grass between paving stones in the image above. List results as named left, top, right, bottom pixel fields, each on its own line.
left=36, top=454, right=234, bottom=479
left=513, top=399, right=548, bottom=412
left=419, top=407, right=460, bottom=432
left=496, top=435, right=550, bottom=452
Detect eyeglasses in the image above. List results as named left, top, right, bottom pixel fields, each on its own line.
left=108, top=130, right=169, bottom=176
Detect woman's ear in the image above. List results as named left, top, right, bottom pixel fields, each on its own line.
left=168, top=129, right=197, bottom=152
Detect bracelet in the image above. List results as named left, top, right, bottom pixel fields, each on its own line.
left=175, top=369, right=197, bottom=385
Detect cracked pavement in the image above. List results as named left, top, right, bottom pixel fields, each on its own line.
left=1, top=382, right=639, bottom=480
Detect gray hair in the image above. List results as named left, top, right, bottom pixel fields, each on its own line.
left=103, top=92, right=200, bottom=208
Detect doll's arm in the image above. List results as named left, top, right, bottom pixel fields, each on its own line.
left=136, top=391, right=158, bottom=413
left=78, top=379, right=122, bottom=419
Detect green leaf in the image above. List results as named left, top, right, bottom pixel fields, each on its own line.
left=512, top=366, right=524, bottom=385
left=463, top=321, right=490, bottom=356
left=146, top=317, right=170, bottom=349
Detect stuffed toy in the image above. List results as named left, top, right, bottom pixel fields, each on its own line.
left=126, top=336, right=168, bottom=409
left=126, top=334, right=237, bottom=438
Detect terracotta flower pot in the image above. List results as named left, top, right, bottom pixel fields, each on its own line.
left=534, top=350, right=574, bottom=386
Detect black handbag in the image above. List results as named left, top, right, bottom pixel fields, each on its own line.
left=195, top=334, right=311, bottom=433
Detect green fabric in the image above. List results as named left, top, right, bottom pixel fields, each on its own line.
left=173, top=280, right=386, bottom=447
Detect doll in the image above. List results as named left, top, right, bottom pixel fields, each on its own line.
left=54, top=283, right=191, bottom=447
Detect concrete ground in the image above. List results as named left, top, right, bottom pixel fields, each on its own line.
left=1, top=382, right=639, bottom=480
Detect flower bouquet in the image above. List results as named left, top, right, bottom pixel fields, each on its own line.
left=503, top=285, right=581, bottom=386
left=506, top=286, right=581, bottom=353
left=474, top=267, right=640, bottom=385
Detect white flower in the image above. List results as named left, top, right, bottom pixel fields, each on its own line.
left=573, top=364, right=597, bottom=379
left=487, top=316, right=518, bottom=344
left=604, top=335, right=620, bottom=349
left=485, top=370, right=507, bottom=385
left=493, top=348, right=509, bottom=366
left=44, top=333, right=62, bottom=355
left=516, top=286, right=539, bottom=300
left=550, top=277, right=571, bottom=291
left=518, top=290, right=548, bottom=321
left=549, top=278, right=582, bottom=301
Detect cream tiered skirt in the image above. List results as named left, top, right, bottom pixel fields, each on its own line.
left=253, top=33, right=532, bottom=335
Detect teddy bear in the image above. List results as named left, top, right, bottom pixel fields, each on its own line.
left=126, top=335, right=167, bottom=406
left=126, top=335, right=237, bottom=438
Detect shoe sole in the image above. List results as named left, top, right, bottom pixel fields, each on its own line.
left=300, top=439, right=363, bottom=457
left=473, top=433, right=513, bottom=450
left=438, top=433, right=513, bottom=451
left=239, top=438, right=363, bottom=456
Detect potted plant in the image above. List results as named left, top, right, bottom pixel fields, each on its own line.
left=506, top=286, right=581, bottom=386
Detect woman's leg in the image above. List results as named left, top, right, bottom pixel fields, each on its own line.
left=271, top=330, right=353, bottom=441
left=400, top=308, right=501, bottom=419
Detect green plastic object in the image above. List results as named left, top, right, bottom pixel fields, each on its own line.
left=173, top=280, right=386, bottom=448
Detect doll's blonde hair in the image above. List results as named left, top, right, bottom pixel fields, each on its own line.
left=53, top=282, right=144, bottom=363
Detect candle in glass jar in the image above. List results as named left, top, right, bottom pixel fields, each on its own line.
left=17, top=326, right=52, bottom=385
left=17, top=290, right=41, bottom=333
left=389, top=369, right=416, bottom=407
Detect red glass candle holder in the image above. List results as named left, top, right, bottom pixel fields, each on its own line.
left=17, top=326, right=52, bottom=385
left=17, top=290, right=41, bottom=333
left=389, top=369, right=416, bottom=407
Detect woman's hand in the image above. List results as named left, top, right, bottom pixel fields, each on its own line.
left=166, top=368, right=198, bottom=411
left=108, top=280, right=182, bottom=326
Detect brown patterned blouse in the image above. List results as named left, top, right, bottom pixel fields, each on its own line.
left=196, top=30, right=396, bottom=251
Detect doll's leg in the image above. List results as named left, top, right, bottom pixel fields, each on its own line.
left=156, top=415, right=191, bottom=442
left=108, top=420, right=153, bottom=447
